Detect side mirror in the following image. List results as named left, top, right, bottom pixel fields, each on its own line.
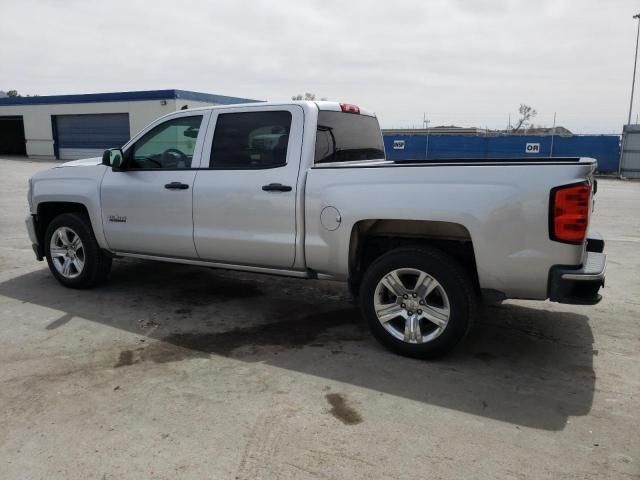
left=102, top=148, right=125, bottom=171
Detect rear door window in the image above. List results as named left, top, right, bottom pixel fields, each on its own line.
left=315, top=111, right=385, bottom=164
left=209, top=111, right=292, bottom=169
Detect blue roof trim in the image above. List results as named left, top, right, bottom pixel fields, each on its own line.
left=173, top=90, right=261, bottom=105
left=0, top=89, right=262, bottom=106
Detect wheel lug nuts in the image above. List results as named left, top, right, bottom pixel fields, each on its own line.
left=417, top=309, right=422, bottom=314
left=412, top=293, right=417, bottom=298
left=407, top=311, right=413, bottom=316
left=419, top=300, right=424, bottom=305
left=403, top=294, right=408, bottom=299
left=401, top=303, right=406, bottom=308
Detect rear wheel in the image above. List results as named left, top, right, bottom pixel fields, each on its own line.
left=359, top=246, right=476, bottom=358
left=44, top=213, right=112, bottom=289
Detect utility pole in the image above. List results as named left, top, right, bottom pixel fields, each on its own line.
left=620, top=13, right=640, bottom=178
left=549, top=112, right=557, bottom=158
left=424, top=113, right=430, bottom=160
left=422, top=112, right=430, bottom=129
left=627, top=13, right=640, bottom=125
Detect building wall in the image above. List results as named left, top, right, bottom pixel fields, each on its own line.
left=0, top=98, right=220, bottom=159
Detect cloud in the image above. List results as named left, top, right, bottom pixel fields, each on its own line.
left=0, top=0, right=635, bottom=132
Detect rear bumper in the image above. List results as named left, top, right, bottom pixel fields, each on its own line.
left=548, top=237, right=606, bottom=305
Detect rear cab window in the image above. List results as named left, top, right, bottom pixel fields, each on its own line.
left=314, top=111, right=385, bottom=164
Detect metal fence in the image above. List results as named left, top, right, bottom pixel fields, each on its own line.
left=383, top=134, right=621, bottom=173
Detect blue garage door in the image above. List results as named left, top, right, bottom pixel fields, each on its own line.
left=54, top=113, right=130, bottom=160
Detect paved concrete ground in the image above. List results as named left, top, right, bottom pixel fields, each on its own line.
left=0, top=157, right=638, bottom=480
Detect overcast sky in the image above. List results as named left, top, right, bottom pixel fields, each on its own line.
left=1, top=0, right=638, bottom=133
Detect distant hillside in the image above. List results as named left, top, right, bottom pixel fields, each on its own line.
left=519, top=126, right=573, bottom=135
left=383, top=125, right=574, bottom=136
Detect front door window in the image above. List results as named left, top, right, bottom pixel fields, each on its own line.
left=127, top=116, right=203, bottom=169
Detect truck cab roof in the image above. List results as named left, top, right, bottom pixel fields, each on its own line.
left=181, top=100, right=377, bottom=117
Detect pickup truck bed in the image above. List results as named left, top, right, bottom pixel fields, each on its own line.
left=305, top=158, right=598, bottom=300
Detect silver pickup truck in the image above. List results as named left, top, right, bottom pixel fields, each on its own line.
left=25, top=101, right=606, bottom=358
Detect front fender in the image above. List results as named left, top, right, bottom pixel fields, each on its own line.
left=31, top=165, right=109, bottom=249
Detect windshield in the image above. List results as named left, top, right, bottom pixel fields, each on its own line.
left=314, top=111, right=385, bottom=164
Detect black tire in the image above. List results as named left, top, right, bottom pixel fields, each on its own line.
left=359, top=246, right=476, bottom=359
left=44, top=213, right=112, bottom=289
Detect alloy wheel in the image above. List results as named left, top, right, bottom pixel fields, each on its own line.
left=49, top=226, right=85, bottom=279
left=373, top=268, right=450, bottom=344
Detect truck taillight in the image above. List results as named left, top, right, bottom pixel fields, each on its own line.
left=550, top=183, right=591, bottom=244
left=340, top=103, right=360, bottom=114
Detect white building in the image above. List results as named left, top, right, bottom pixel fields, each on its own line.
left=0, top=89, right=259, bottom=160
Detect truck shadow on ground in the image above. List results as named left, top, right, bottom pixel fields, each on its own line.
left=0, top=259, right=596, bottom=431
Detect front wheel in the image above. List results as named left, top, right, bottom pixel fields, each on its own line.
left=44, top=213, right=112, bottom=289
left=359, top=247, right=477, bottom=359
